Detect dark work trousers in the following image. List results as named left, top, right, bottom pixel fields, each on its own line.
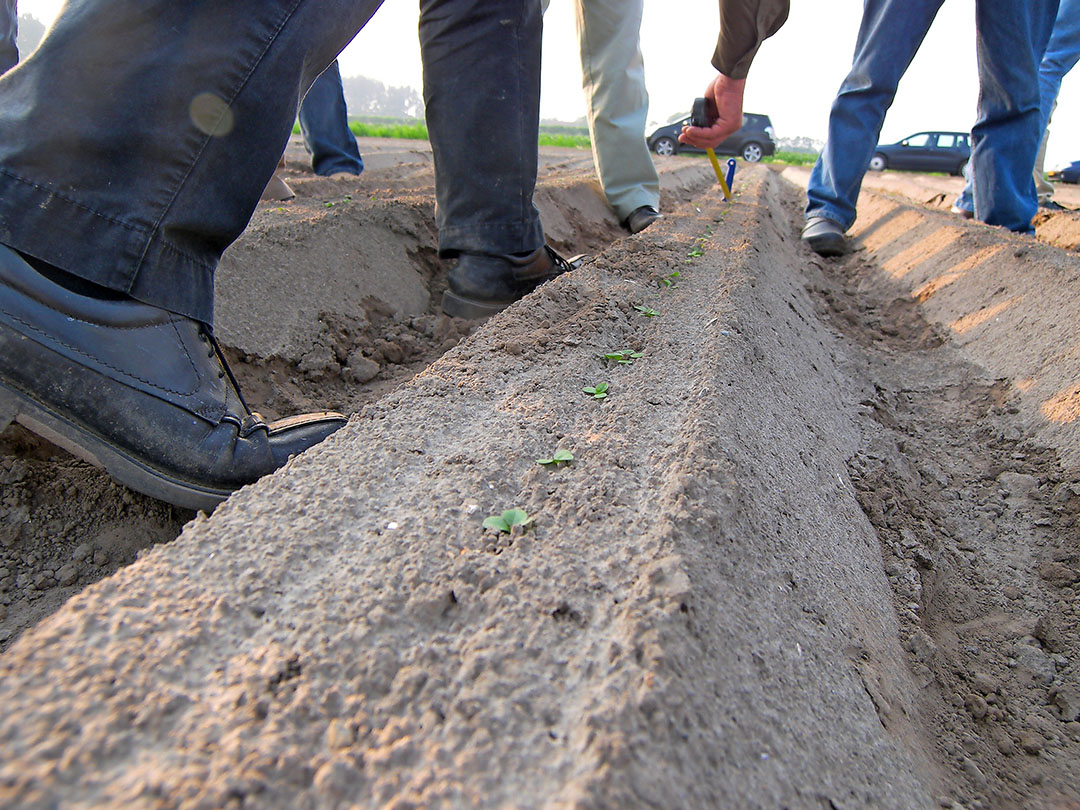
left=421, top=0, right=545, bottom=259
left=0, top=0, right=544, bottom=324
left=0, top=0, right=16, bottom=74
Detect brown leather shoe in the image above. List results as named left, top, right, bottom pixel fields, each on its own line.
left=0, top=245, right=345, bottom=510
left=260, top=171, right=295, bottom=201
left=260, top=155, right=295, bottom=201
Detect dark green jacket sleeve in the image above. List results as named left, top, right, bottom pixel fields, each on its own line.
left=712, top=0, right=790, bottom=79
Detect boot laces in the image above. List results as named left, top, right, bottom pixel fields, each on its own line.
left=199, top=324, right=253, bottom=416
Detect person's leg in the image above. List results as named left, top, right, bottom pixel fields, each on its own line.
left=1037, top=0, right=1080, bottom=136
left=421, top=0, right=544, bottom=259
left=953, top=165, right=975, bottom=216
left=0, top=0, right=16, bottom=74
left=971, top=0, right=1059, bottom=233
left=0, top=0, right=383, bottom=323
left=0, top=0, right=387, bottom=508
left=805, top=0, right=944, bottom=231
left=298, top=60, right=364, bottom=177
left=1033, top=0, right=1080, bottom=203
left=574, top=0, right=659, bottom=224
left=1033, top=122, right=1054, bottom=203
left=422, top=0, right=578, bottom=320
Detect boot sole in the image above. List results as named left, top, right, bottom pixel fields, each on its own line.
left=0, top=380, right=232, bottom=512
left=803, top=231, right=847, bottom=257
left=441, top=254, right=589, bottom=320
left=441, top=289, right=517, bottom=320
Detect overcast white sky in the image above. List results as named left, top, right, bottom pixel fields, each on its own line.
left=19, top=0, right=1080, bottom=170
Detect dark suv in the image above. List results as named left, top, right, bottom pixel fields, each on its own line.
left=647, top=112, right=776, bottom=162
left=869, top=131, right=970, bottom=175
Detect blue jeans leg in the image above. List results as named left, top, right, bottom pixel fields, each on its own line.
left=421, top=0, right=545, bottom=257
left=805, top=0, right=944, bottom=231
left=0, top=0, right=16, bottom=74
left=1037, top=0, right=1080, bottom=136
left=961, top=0, right=1077, bottom=212
left=0, top=0, right=385, bottom=323
left=971, top=0, right=1059, bottom=233
left=298, top=60, right=364, bottom=177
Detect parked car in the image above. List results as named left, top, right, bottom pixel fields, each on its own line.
left=1047, top=160, right=1080, bottom=184
left=868, top=131, right=970, bottom=175
left=648, top=112, right=776, bottom=162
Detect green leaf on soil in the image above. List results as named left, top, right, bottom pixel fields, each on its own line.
left=483, top=515, right=509, bottom=531
left=602, top=350, right=643, bottom=364
left=483, top=508, right=534, bottom=533
left=583, top=382, right=609, bottom=399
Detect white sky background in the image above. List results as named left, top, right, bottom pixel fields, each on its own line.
left=19, top=0, right=1080, bottom=170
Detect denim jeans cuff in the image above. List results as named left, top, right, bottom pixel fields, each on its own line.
left=610, top=190, right=661, bottom=222
left=313, top=158, right=364, bottom=177
left=437, top=219, right=546, bottom=258
left=0, top=169, right=216, bottom=323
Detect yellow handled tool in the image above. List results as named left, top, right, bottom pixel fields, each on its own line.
left=693, top=97, right=734, bottom=202
left=705, top=147, right=733, bottom=202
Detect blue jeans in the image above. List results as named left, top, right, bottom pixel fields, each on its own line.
left=0, top=0, right=543, bottom=323
left=808, top=0, right=1058, bottom=235
left=298, top=60, right=364, bottom=177
left=957, top=0, right=1080, bottom=210
left=1037, top=0, right=1080, bottom=135
left=0, top=0, right=16, bottom=74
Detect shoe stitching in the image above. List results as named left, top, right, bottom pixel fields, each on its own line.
left=1, top=308, right=202, bottom=397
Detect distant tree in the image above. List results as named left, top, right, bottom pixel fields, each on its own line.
left=16, top=14, right=45, bottom=59
left=777, top=135, right=824, bottom=154
left=383, top=84, right=423, bottom=118
left=340, top=74, right=424, bottom=119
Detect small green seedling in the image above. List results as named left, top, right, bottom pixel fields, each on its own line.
left=602, top=350, right=643, bottom=365
left=537, top=449, right=574, bottom=466
left=633, top=305, right=658, bottom=317
left=325, top=201, right=335, bottom=208
left=661, top=271, right=680, bottom=288
left=483, top=508, right=534, bottom=533
left=583, top=382, right=609, bottom=399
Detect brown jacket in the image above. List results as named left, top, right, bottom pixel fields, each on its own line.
left=713, top=0, right=790, bottom=79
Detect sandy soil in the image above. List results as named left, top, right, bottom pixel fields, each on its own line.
left=784, top=165, right=1080, bottom=252
left=1, top=144, right=1078, bottom=809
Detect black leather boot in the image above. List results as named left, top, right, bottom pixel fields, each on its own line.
left=441, top=245, right=585, bottom=320
left=0, top=245, right=346, bottom=511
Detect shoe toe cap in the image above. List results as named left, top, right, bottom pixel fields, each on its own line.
left=626, top=206, right=661, bottom=234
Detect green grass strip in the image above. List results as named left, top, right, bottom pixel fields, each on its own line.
left=291, top=120, right=591, bottom=149
left=762, top=150, right=818, bottom=166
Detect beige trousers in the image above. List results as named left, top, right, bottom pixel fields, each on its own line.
left=1034, top=99, right=1057, bottom=202
left=544, top=0, right=661, bottom=221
